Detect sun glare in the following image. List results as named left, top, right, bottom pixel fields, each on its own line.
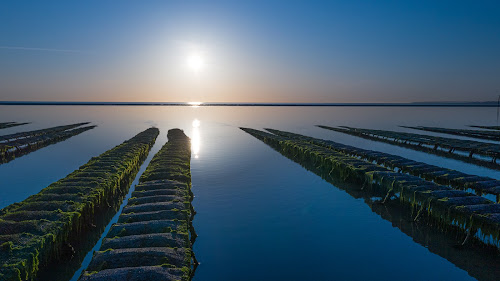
left=187, top=101, right=203, bottom=107
left=187, top=54, right=205, bottom=72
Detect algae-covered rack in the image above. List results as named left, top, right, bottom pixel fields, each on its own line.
left=241, top=127, right=500, bottom=250
left=470, top=125, right=500, bottom=131
left=79, top=128, right=196, bottom=281
left=266, top=128, right=500, bottom=201
left=319, top=125, right=500, bottom=169
left=402, top=125, right=500, bottom=141
left=0, top=122, right=96, bottom=164
left=0, top=122, right=29, bottom=130
left=0, top=128, right=158, bottom=281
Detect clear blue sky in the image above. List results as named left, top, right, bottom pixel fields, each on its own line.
left=0, top=0, right=499, bottom=102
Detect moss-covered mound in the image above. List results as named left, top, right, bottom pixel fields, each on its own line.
left=80, top=128, right=195, bottom=281
left=241, top=127, right=500, bottom=250
left=0, top=128, right=159, bottom=281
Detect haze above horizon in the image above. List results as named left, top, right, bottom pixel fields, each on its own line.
left=0, top=1, right=499, bottom=103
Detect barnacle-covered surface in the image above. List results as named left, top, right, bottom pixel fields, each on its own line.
left=0, top=122, right=96, bottom=164
left=0, top=128, right=158, bottom=281
left=241, top=127, right=500, bottom=250
left=318, top=125, right=500, bottom=169
left=403, top=125, right=500, bottom=141
left=79, top=128, right=195, bottom=281
left=0, top=122, right=29, bottom=130
left=265, top=128, right=500, bottom=200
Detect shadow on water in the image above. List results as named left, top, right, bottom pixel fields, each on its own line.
left=279, top=144, right=500, bottom=281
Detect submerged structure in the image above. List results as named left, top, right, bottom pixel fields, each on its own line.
left=0, top=122, right=96, bottom=164
left=79, top=128, right=196, bottom=281
left=0, top=128, right=158, bottom=281
left=241, top=127, right=500, bottom=251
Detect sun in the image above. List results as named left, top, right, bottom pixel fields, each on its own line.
left=186, top=53, right=205, bottom=72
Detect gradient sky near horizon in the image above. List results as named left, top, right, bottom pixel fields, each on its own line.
left=0, top=0, right=499, bottom=103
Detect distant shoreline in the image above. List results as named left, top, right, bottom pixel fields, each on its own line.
left=0, top=101, right=498, bottom=107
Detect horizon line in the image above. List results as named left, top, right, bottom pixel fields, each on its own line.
left=0, top=101, right=499, bottom=107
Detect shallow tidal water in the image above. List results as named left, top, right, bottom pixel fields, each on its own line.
left=1, top=105, right=500, bottom=281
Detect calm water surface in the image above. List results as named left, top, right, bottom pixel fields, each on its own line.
left=1, top=105, right=500, bottom=281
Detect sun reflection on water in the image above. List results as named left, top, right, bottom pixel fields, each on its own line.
left=191, top=119, right=200, bottom=159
